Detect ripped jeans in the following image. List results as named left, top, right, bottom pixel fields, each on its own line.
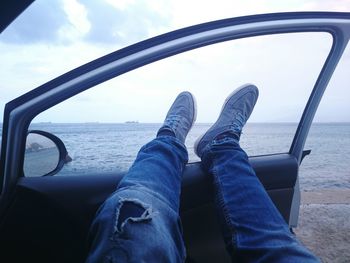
left=86, top=136, right=319, bottom=263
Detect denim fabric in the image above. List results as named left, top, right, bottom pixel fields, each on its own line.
left=86, top=136, right=187, bottom=263
left=201, top=136, right=320, bottom=262
left=86, top=135, right=319, bottom=263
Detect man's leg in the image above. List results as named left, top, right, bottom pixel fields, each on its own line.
left=195, top=84, right=319, bottom=262
left=86, top=91, right=196, bottom=263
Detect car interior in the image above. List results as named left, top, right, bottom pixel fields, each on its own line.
left=1, top=2, right=349, bottom=263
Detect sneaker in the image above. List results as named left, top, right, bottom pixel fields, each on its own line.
left=157, top=91, right=197, bottom=143
left=194, top=84, right=259, bottom=158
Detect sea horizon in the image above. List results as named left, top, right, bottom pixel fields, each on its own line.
left=1, top=122, right=349, bottom=191
left=24, top=121, right=350, bottom=124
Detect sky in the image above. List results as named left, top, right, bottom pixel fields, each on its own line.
left=0, top=0, right=349, bottom=123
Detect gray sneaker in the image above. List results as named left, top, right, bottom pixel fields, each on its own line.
left=194, top=84, right=259, bottom=158
left=157, top=91, right=197, bottom=143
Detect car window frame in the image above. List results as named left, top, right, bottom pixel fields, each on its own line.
left=0, top=11, right=350, bottom=197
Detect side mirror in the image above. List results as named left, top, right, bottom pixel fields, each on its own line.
left=24, top=130, right=71, bottom=177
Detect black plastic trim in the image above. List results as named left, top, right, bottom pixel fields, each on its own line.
left=0, top=0, right=35, bottom=33
left=15, top=153, right=298, bottom=211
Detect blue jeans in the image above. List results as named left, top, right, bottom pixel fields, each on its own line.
left=86, top=136, right=319, bottom=262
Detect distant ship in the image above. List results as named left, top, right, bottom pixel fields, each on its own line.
left=125, top=121, right=139, bottom=124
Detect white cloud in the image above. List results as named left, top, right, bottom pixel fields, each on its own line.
left=105, top=0, right=136, bottom=10
left=78, top=0, right=169, bottom=45
left=168, top=0, right=310, bottom=28
left=0, top=41, right=117, bottom=102
left=60, top=0, right=90, bottom=41
left=301, top=0, right=350, bottom=11
left=0, top=0, right=67, bottom=43
left=1, top=0, right=350, bottom=123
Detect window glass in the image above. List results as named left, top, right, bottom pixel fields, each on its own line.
left=301, top=43, right=350, bottom=190
left=30, top=32, right=332, bottom=175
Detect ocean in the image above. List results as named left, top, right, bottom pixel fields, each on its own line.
left=1, top=123, right=350, bottom=190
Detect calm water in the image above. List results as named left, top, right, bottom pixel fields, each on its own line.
left=1, top=123, right=349, bottom=190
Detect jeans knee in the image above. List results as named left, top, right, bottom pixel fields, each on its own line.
left=89, top=188, right=186, bottom=262
left=115, top=198, right=153, bottom=234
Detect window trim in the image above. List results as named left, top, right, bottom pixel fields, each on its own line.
left=1, top=12, right=350, bottom=197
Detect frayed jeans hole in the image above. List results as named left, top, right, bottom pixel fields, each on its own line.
left=116, top=200, right=151, bottom=233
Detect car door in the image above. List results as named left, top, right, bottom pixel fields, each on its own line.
left=0, top=12, right=349, bottom=263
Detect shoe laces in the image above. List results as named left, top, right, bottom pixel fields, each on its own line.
left=230, top=110, right=245, bottom=133
left=164, top=115, right=181, bottom=129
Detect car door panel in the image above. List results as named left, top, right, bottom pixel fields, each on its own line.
left=0, top=153, right=298, bottom=263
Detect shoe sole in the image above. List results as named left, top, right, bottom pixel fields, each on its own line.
left=194, top=83, right=258, bottom=157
